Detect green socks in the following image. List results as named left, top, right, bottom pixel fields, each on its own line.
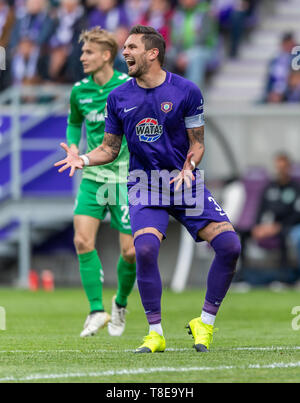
left=116, top=255, right=136, bottom=307
left=78, top=251, right=136, bottom=311
left=78, top=250, right=104, bottom=312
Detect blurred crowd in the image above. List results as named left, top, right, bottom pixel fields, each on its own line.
left=264, top=32, right=300, bottom=104
left=223, top=153, right=300, bottom=287
left=0, top=0, right=259, bottom=91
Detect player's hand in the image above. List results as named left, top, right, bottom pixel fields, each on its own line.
left=54, top=142, right=84, bottom=177
left=69, top=144, right=79, bottom=155
left=170, top=152, right=196, bottom=191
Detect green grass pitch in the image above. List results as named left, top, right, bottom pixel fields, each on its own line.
left=0, top=287, right=300, bottom=383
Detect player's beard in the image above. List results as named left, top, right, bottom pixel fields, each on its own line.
left=128, top=56, right=149, bottom=78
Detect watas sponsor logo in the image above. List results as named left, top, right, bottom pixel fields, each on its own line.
left=135, top=118, right=163, bottom=143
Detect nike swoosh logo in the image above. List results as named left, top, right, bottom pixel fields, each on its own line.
left=124, top=106, right=137, bottom=113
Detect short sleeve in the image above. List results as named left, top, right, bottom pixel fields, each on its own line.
left=184, top=83, right=205, bottom=129
left=104, top=92, right=123, bottom=136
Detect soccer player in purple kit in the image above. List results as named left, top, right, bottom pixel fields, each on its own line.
left=55, top=25, right=241, bottom=354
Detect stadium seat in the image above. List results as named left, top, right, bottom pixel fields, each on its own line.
left=236, top=166, right=270, bottom=232
left=291, top=163, right=300, bottom=184
left=236, top=166, right=299, bottom=282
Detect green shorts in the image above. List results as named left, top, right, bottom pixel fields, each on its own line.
left=74, top=178, right=132, bottom=234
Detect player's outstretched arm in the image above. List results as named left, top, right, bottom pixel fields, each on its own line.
left=170, top=126, right=205, bottom=190
left=87, top=132, right=123, bottom=166
left=54, top=133, right=123, bottom=177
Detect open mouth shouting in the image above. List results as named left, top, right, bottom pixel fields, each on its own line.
left=126, top=58, right=136, bottom=70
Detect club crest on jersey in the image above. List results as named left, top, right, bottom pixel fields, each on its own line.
left=161, top=102, right=173, bottom=113
left=136, top=118, right=163, bottom=143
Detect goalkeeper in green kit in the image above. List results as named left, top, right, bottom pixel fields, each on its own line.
left=66, top=27, right=136, bottom=338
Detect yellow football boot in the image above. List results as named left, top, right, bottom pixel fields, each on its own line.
left=186, top=317, right=215, bottom=352
left=135, top=331, right=166, bottom=353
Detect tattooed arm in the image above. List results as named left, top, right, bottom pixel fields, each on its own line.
left=86, top=132, right=123, bottom=166
left=185, top=126, right=205, bottom=169
left=54, top=133, right=123, bottom=177
left=170, top=126, right=204, bottom=190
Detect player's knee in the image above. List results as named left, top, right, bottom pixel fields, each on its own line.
left=74, top=233, right=94, bottom=254
left=227, top=237, right=241, bottom=262
left=134, top=234, right=160, bottom=264
left=211, top=231, right=241, bottom=264
left=135, top=243, right=154, bottom=262
left=121, top=246, right=136, bottom=264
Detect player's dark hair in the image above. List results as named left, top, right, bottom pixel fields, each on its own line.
left=129, top=25, right=166, bottom=66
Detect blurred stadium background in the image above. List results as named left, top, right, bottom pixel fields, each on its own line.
left=0, top=0, right=300, bottom=291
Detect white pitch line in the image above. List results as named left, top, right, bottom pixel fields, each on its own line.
left=1, top=361, right=300, bottom=382
left=0, top=350, right=83, bottom=354
left=0, top=346, right=300, bottom=354
left=235, top=346, right=300, bottom=351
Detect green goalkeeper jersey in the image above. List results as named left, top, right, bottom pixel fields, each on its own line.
left=67, top=70, right=130, bottom=183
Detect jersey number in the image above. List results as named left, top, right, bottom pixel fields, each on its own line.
left=208, top=196, right=227, bottom=216
left=121, top=206, right=130, bottom=224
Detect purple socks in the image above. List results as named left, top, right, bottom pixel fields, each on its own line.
left=203, top=231, right=241, bottom=316
left=134, top=230, right=241, bottom=326
left=134, top=233, right=162, bottom=324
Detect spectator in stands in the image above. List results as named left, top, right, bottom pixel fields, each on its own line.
left=229, top=0, right=257, bottom=58
left=264, top=32, right=296, bottom=103
left=13, top=0, right=27, bottom=18
left=251, top=153, right=300, bottom=272
left=88, top=0, right=129, bottom=32
left=88, top=0, right=129, bottom=74
left=284, top=70, right=300, bottom=103
left=0, top=0, right=15, bottom=48
left=0, top=0, right=14, bottom=90
left=48, top=0, right=87, bottom=82
left=212, top=0, right=258, bottom=58
left=81, top=0, right=98, bottom=12
left=138, top=0, right=173, bottom=49
left=212, top=0, right=235, bottom=26
left=113, top=24, right=129, bottom=73
left=9, top=0, right=55, bottom=85
left=124, top=0, right=150, bottom=26
left=169, top=0, right=219, bottom=88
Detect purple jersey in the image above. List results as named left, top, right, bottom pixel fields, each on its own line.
left=105, top=71, right=204, bottom=175
left=105, top=71, right=230, bottom=240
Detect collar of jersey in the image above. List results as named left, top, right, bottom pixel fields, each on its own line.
left=89, top=70, right=118, bottom=89
left=133, top=70, right=171, bottom=90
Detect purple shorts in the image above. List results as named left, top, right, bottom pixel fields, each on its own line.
left=128, top=179, right=231, bottom=242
